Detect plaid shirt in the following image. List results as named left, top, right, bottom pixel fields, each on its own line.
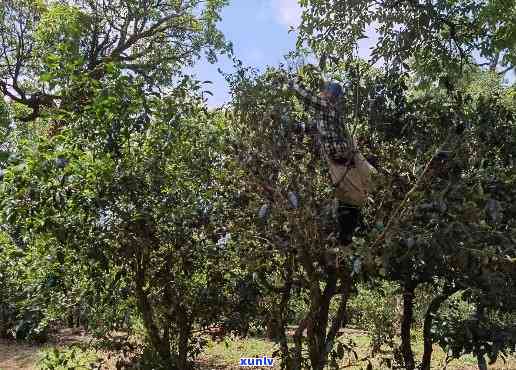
left=287, top=80, right=354, bottom=162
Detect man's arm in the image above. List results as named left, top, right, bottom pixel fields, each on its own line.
left=286, top=80, right=336, bottom=116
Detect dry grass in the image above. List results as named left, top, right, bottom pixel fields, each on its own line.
left=1, top=330, right=515, bottom=370
left=200, top=331, right=516, bottom=370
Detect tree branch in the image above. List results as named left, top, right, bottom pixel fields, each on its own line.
left=498, top=65, right=514, bottom=75
left=325, top=278, right=352, bottom=354
left=110, top=10, right=190, bottom=58
left=420, top=288, right=459, bottom=370
left=401, top=283, right=416, bottom=370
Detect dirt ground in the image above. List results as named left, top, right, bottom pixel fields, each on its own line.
left=0, top=339, right=42, bottom=370
left=0, top=328, right=98, bottom=370
left=1, top=329, right=515, bottom=370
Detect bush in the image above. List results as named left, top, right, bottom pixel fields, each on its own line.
left=38, top=346, right=100, bottom=370
left=0, top=235, right=49, bottom=342
left=288, top=292, right=309, bottom=324
left=348, top=281, right=399, bottom=353
left=0, top=233, right=86, bottom=342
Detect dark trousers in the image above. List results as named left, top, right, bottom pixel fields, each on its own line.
left=336, top=202, right=362, bottom=245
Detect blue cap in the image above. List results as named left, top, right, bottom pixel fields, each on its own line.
left=323, top=82, right=343, bottom=99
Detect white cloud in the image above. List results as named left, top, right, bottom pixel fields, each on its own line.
left=273, top=0, right=302, bottom=28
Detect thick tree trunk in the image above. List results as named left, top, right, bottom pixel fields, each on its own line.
left=420, top=290, right=458, bottom=370
left=308, top=316, right=328, bottom=370
left=260, top=256, right=295, bottom=368
left=325, top=279, right=352, bottom=353
left=476, top=353, right=488, bottom=370
left=474, top=305, right=488, bottom=370
left=307, top=301, right=328, bottom=370
left=307, top=314, right=327, bottom=369
left=295, top=244, right=352, bottom=370
left=293, top=316, right=309, bottom=370
left=134, top=255, right=171, bottom=362
left=401, top=284, right=416, bottom=370
left=307, top=268, right=337, bottom=370
left=0, top=306, right=9, bottom=339
left=266, top=317, right=281, bottom=340
left=177, top=312, right=191, bottom=370
left=276, top=274, right=293, bottom=369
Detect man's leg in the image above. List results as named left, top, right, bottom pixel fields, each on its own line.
left=336, top=201, right=362, bottom=245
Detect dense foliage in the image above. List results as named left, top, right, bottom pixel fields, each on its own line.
left=226, top=59, right=515, bottom=369
left=298, top=0, right=515, bottom=76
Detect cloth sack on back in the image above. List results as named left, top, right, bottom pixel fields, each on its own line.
left=327, top=151, right=377, bottom=206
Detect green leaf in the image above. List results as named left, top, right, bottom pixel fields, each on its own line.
left=40, top=73, right=53, bottom=82
left=12, top=163, right=26, bottom=172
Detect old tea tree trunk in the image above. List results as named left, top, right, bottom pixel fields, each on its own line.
left=299, top=246, right=353, bottom=370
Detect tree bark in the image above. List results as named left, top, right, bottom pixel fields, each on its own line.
left=325, top=278, right=352, bottom=355
left=474, top=305, right=488, bottom=370
left=476, top=353, right=488, bottom=370
left=420, top=289, right=458, bottom=370
left=276, top=266, right=293, bottom=369
left=307, top=267, right=337, bottom=370
left=134, top=253, right=171, bottom=362
left=177, top=309, right=191, bottom=370
left=401, top=284, right=416, bottom=370
left=266, top=317, right=280, bottom=340
left=293, top=315, right=309, bottom=370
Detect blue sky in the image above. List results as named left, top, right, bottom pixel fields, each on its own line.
left=193, top=0, right=303, bottom=107
left=193, top=0, right=378, bottom=107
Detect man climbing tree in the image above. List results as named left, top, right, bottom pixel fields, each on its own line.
left=277, top=73, right=377, bottom=245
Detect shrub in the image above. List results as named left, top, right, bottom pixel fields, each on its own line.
left=348, top=281, right=399, bottom=353
left=38, top=346, right=100, bottom=370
